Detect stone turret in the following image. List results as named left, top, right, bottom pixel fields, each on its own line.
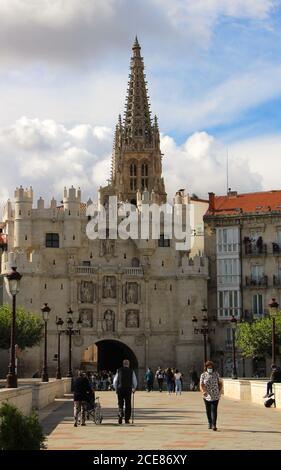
left=14, top=186, right=33, bottom=248
left=63, top=186, right=82, bottom=247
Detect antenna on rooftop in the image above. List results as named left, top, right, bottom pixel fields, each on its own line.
left=226, top=148, right=229, bottom=195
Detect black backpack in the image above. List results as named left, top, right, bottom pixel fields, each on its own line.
left=264, top=397, right=276, bottom=408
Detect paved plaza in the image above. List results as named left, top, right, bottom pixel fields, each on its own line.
left=40, top=391, right=281, bottom=450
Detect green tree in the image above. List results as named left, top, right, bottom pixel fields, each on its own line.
left=0, top=402, right=46, bottom=450
left=236, top=315, right=281, bottom=358
left=0, top=304, right=43, bottom=350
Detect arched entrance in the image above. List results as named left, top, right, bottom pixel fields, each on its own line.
left=81, top=340, right=138, bottom=373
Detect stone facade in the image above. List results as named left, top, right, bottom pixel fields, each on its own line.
left=0, top=39, right=209, bottom=385
left=204, top=190, right=281, bottom=377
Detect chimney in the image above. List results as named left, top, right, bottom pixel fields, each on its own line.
left=208, top=192, right=215, bottom=213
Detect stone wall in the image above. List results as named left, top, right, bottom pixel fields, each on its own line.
left=222, top=378, right=281, bottom=409
left=0, top=378, right=71, bottom=413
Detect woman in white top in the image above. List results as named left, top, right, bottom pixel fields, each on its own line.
left=174, top=369, right=182, bottom=395
left=200, top=360, right=222, bottom=431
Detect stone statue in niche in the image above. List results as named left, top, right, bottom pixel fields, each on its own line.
left=79, top=281, right=95, bottom=303
left=100, top=239, right=115, bottom=257
left=103, top=310, right=115, bottom=332
left=126, top=282, right=138, bottom=304
left=79, top=309, right=93, bottom=328
left=103, top=276, right=116, bottom=298
left=126, top=310, right=139, bottom=328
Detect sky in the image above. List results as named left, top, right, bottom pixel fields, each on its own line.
left=1, top=0, right=281, bottom=210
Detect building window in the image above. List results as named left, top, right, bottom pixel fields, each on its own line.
left=141, top=162, right=148, bottom=190
left=252, top=294, right=263, bottom=316
left=217, top=258, right=239, bottom=285
left=158, top=234, right=170, bottom=247
left=130, top=162, right=137, bottom=191
left=46, top=233, right=59, bottom=248
left=217, top=227, right=239, bottom=253
left=218, top=290, right=240, bottom=319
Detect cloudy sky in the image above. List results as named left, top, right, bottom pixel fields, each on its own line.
left=1, top=0, right=281, bottom=210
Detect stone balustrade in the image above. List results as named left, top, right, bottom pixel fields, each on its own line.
left=222, top=378, right=281, bottom=409
left=0, top=377, right=72, bottom=414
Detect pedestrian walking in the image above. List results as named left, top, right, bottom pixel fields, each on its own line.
left=200, top=361, right=222, bottom=431
left=165, top=367, right=174, bottom=395
left=174, top=369, right=182, bottom=395
left=155, top=367, right=164, bottom=392
left=145, top=367, right=154, bottom=392
left=73, top=370, right=92, bottom=427
left=113, top=359, right=137, bottom=425
left=189, top=365, right=199, bottom=391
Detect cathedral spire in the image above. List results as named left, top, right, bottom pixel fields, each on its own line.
left=123, top=37, right=152, bottom=149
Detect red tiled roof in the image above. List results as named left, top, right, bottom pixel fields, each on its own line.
left=206, top=190, right=281, bottom=216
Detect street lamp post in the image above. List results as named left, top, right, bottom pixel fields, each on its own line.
left=55, top=317, right=64, bottom=380
left=41, top=303, right=51, bottom=382
left=230, top=315, right=238, bottom=379
left=192, top=306, right=215, bottom=365
left=5, top=266, right=22, bottom=388
left=268, top=298, right=279, bottom=365
left=64, top=308, right=82, bottom=378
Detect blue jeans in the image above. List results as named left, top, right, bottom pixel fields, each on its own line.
left=204, top=399, right=219, bottom=427
left=175, top=379, right=182, bottom=393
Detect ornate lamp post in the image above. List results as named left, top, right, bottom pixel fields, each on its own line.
left=268, top=298, right=279, bottom=365
left=230, top=315, right=238, bottom=379
left=192, top=306, right=215, bottom=364
left=64, top=308, right=82, bottom=378
left=55, top=317, right=64, bottom=379
left=41, top=303, right=51, bottom=382
left=5, top=266, right=22, bottom=388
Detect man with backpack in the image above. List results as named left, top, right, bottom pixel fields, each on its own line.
left=113, top=359, right=137, bottom=425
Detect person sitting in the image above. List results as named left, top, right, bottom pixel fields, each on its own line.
left=263, top=364, right=281, bottom=398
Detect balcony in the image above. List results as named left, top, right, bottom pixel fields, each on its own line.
left=273, top=275, right=281, bottom=286
left=122, top=267, right=144, bottom=277
left=243, top=309, right=268, bottom=321
left=75, top=266, right=98, bottom=275
left=245, top=275, right=268, bottom=288
left=244, top=242, right=267, bottom=256
left=272, top=243, right=281, bottom=254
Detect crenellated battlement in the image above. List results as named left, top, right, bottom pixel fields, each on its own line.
left=63, top=186, right=81, bottom=203
left=14, top=185, right=33, bottom=203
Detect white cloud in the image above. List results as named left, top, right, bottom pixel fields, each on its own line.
left=0, top=117, right=112, bottom=210
left=230, top=134, right=281, bottom=191
left=0, top=0, right=275, bottom=66
left=0, top=117, right=265, bottom=214
left=161, top=131, right=263, bottom=198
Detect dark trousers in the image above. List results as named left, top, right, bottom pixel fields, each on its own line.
left=204, top=399, right=219, bottom=427
left=157, top=379, right=163, bottom=392
left=267, top=381, right=274, bottom=395
left=117, top=388, right=132, bottom=422
left=146, top=380, right=153, bottom=391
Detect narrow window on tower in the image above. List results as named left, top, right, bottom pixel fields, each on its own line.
left=130, top=162, right=137, bottom=191
left=141, top=162, right=148, bottom=190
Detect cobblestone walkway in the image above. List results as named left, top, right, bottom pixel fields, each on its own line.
left=40, top=391, right=281, bottom=450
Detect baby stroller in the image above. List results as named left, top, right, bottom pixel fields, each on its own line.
left=87, top=394, right=103, bottom=424
left=264, top=393, right=276, bottom=408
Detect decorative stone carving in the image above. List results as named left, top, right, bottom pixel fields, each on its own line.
left=125, top=282, right=138, bottom=304
left=126, top=310, right=139, bottom=328
left=79, top=281, right=95, bottom=303
left=79, top=309, right=93, bottom=328
left=100, top=239, right=116, bottom=258
left=135, top=334, right=145, bottom=346
left=73, top=335, right=84, bottom=347
left=103, top=276, right=116, bottom=298
left=102, top=309, right=115, bottom=332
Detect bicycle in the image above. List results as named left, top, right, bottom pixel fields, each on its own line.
left=87, top=396, right=103, bottom=424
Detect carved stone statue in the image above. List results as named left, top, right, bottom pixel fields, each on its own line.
left=126, top=310, right=139, bottom=328
left=103, top=276, right=116, bottom=298
left=79, top=309, right=93, bottom=327
left=100, top=239, right=115, bottom=257
left=126, top=282, right=138, bottom=304
left=103, top=310, right=115, bottom=332
left=79, top=281, right=95, bottom=303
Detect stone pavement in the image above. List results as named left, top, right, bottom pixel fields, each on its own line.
left=40, top=391, right=281, bottom=450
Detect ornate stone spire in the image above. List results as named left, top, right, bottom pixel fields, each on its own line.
left=123, top=37, right=152, bottom=149
left=101, top=38, right=166, bottom=205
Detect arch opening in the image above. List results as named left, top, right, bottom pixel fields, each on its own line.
left=82, top=340, right=138, bottom=373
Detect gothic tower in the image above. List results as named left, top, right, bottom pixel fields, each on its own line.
left=100, top=37, right=166, bottom=206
